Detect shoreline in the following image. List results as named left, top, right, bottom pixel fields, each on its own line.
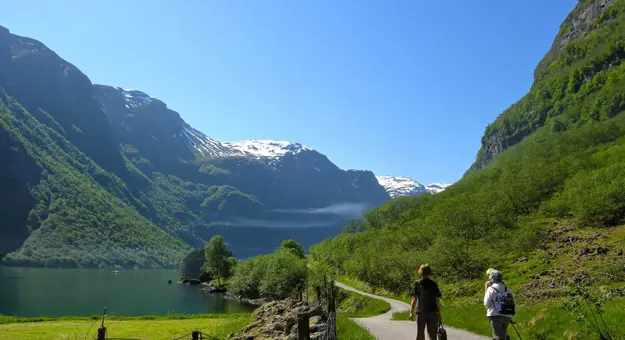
left=221, top=291, right=272, bottom=306
left=0, top=313, right=252, bottom=324
left=198, top=282, right=268, bottom=307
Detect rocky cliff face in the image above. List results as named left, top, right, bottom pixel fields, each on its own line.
left=535, top=0, right=618, bottom=77
left=471, top=0, right=620, bottom=171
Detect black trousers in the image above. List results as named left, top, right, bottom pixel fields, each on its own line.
left=416, top=312, right=439, bottom=340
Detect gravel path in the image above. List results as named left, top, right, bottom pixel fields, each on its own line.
left=336, top=282, right=490, bottom=340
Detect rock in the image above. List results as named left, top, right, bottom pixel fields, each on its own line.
left=201, top=282, right=227, bottom=293
left=308, top=305, right=323, bottom=317
left=310, top=333, right=325, bottom=340
left=309, top=315, right=323, bottom=332
left=230, top=299, right=328, bottom=340
left=608, top=286, right=625, bottom=297
left=560, top=236, right=580, bottom=244
left=518, top=256, right=528, bottom=263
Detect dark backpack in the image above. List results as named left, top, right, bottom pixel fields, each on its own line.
left=492, top=286, right=516, bottom=315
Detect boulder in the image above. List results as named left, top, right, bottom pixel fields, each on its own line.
left=228, top=299, right=328, bottom=340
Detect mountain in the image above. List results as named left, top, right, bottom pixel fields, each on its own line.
left=0, top=25, right=390, bottom=267
left=375, top=176, right=450, bottom=198
left=311, top=1, right=625, bottom=333
left=470, top=0, right=620, bottom=171
left=0, top=27, right=188, bottom=268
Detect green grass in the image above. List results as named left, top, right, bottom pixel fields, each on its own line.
left=336, top=315, right=375, bottom=340
left=0, top=314, right=249, bottom=340
left=337, top=288, right=391, bottom=318
left=332, top=284, right=390, bottom=339
left=338, top=275, right=410, bottom=302
left=0, top=313, right=250, bottom=325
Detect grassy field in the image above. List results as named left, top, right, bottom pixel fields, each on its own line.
left=337, top=288, right=391, bottom=318
left=336, top=315, right=375, bottom=340
left=0, top=314, right=249, bottom=340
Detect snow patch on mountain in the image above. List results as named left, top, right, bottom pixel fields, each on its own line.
left=179, top=124, right=246, bottom=159
left=376, top=176, right=450, bottom=198
left=425, top=183, right=451, bottom=194
left=376, top=176, right=426, bottom=198
left=112, top=87, right=152, bottom=108
left=223, top=140, right=313, bottom=158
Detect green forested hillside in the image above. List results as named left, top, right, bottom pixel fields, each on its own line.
left=310, top=0, right=625, bottom=316
left=0, top=90, right=189, bottom=268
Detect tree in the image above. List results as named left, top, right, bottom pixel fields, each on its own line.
left=180, top=248, right=205, bottom=279
left=203, top=235, right=233, bottom=287
left=280, top=239, right=306, bottom=259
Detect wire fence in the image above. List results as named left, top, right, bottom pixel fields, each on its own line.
left=68, top=330, right=219, bottom=340
left=320, top=312, right=337, bottom=340
left=313, top=275, right=338, bottom=340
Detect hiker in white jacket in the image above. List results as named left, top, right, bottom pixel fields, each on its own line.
left=483, top=269, right=514, bottom=340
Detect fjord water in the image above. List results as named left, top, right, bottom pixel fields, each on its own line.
left=0, top=267, right=254, bottom=317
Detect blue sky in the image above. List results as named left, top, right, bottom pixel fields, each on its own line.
left=0, top=0, right=577, bottom=184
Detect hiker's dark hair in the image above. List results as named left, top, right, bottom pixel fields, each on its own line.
left=418, top=264, right=433, bottom=277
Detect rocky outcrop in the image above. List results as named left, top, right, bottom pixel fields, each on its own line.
left=535, top=0, right=618, bottom=77
left=228, top=299, right=325, bottom=340
left=470, top=130, right=506, bottom=171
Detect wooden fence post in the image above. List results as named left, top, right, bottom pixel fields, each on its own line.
left=315, top=286, right=321, bottom=304
left=97, top=327, right=106, bottom=340
left=297, top=312, right=310, bottom=340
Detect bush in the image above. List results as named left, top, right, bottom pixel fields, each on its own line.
left=228, top=249, right=306, bottom=300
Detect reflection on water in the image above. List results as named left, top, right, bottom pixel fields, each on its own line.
left=0, top=267, right=254, bottom=317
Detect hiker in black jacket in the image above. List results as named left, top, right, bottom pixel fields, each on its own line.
left=410, top=264, right=442, bottom=340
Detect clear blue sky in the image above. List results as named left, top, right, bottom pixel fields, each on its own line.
left=0, top=0, right=577, bottom=184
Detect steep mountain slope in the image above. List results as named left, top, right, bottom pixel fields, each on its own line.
left=0, top=24, right=391, bottom=266
left=0, top=90, right=188, bottom=268
left=471, top=0, right=621, bottom=170
left=375, top=176, right=450, bottom=198
left=311, top=0, right=625, bottom=322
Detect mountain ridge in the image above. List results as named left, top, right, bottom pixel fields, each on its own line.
left=0, top=25, right=396, bottom=267
left=376, top=176, right=450, bottom=198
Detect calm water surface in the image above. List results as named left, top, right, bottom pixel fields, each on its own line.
left=0, top=267, right=254, bottom=317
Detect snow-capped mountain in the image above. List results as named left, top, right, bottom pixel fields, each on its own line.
left=179, top=124, right=246, bottom=159
left=224, top=140, right=313, bottom=158
left=376, top=176, right=450, bottom=198
left=425, top=183, right=450, bottom=194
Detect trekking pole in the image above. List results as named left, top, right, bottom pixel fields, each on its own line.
left=510, top=320, right=522, bottom=340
